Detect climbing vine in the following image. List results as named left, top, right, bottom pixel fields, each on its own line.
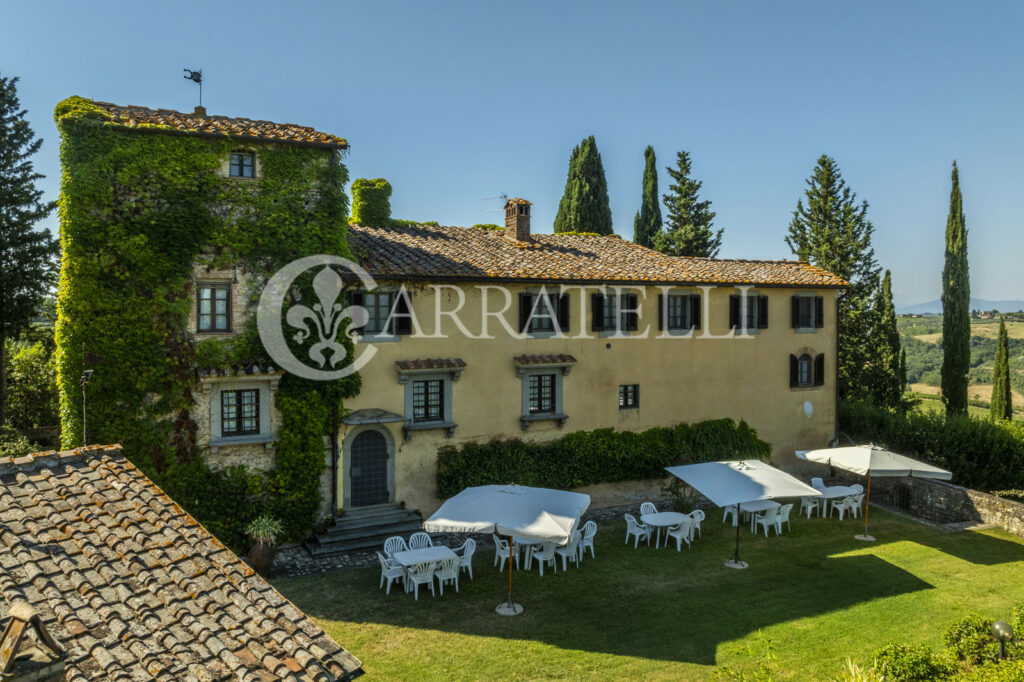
left=54, top=96, right=359, bottom=548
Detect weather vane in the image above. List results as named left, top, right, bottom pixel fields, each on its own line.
left=183, top=68, right=203, bottom=107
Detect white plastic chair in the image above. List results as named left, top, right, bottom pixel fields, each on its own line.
left=555, top=531, right=581, bottom=570
left=492, top=534, right=519, bottom=572
left=409, top=532, right=433, bottom=550
left=850, top=484, right=864, bottom=494
left=383, top=536, right=408, bottom=558
left=800, top=496, right=818, bottom=518
left=624, top=514, right=651, bottom=548
left=640, top=502, right=658, bottom=516
left=831, top=496, right=853, bottom=521
left=847, top=493, right=866, bottom=518
left=753, top=507, right=780, bottom=537
left=532, top=542, right=557, bottom=576
left=456, top=538, right=476, bottom=579
left=775, top=503, right=794, bottom=534
left=810, top=477, right=825, bottom=490
left=434, top=556, right=460, bottom=596
left=722, top=505, right=739, bottom=525
left=407, top=561, right=436, bottom=600
left=689, top=509, right=705, bottom=540
left=579, top=520, right=597, bottom=561
left=666, top=518, right=694, bottom=550
left=377, top=552, right=405, bottom=595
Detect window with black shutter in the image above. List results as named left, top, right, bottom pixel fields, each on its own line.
left=557, top=293, right=570, bottom=332
left=624, top=293, right=639, bottom=331
left=690, top=294, right=702, bottom=330
left=814, top=296, right=824, bottom=328
left=792, top=296, right=817, bottom=329
left=789, top=354, right=799, bottom=388
left=591, top=294, right=605, bottom=332
left=393, top=290, right=413, bottom=335
left=814, top=353, right=825, bottom=386
left=521, top=292, right=562, bottom=334
left=757, top=295, right=769, bottom=329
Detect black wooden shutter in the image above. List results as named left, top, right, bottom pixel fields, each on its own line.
left=518, top=293, right=533, bottom=333
left=690, top=294, right=702, bottom=330
left=814, top=354, right=825, bottom=386
left=625, top=293, right=639, bottom=331
left=394, top=290, right=413, bottom=335
left=657, top=294, right=664, bottom=331
left=814, top=296, right=824, bottom=328
left=757, top=295, right=769, bottom=329
left=349, top=291, right=366, bottom=335
left=791, top=296, right=800, bottom=328
left=790, top=354, right=799, bottom=387
left=729, top=295, right=740, bottom=329
left=591, top=293, right=605, bottom=331
left=557, top=293, right=570, bottom=332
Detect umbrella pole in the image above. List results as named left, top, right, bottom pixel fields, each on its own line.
left=855, top=473, right=876, bottom=542
left=725, top=515, right=748, bottom=569
left=496, top=535, right=523, bottom=616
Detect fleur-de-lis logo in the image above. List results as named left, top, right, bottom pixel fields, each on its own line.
left=258, top=255, right=378, bottom=381
left=285, top=266, right=368, bottom=368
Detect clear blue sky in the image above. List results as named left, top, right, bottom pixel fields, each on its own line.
left=3, top=1, right=1022, bottom=306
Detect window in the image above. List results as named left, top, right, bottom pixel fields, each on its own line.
left=221, top=389, right=259, bottom=436
left=528, top=374, right=556, bottom=414
left=363, top=292, right=394, bottom=334
left=657, top=293, right=701, bottom=332
left=412, top=379, right=444, bottom=423
left=518, top=292, right=568, bottom=334
left=198, top=284, right=230, bottom=332
left=791, top=295, right=824, bottom=330
left=592, top=293, right=639, bottom=333
left=790, top=353, right=826, bottom=388
left=229, top=151, right=255, bottom=178
left=350, top=290, right=413, bottom=337
left=619, top=384, right=639, bottom=409
left=730, top=294, right=769, bottom=331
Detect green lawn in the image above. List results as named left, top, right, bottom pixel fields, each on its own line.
left=276, top=510, right=1024, bottom=680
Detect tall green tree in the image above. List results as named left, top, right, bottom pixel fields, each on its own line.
left=990, top=317, right=1012, bottom=420
left=941, top=161, right=970, bottom=415
left=655, top=150, right=722, bottom=257
left=632, top=146, right=661, bottom=248
left=867, top=270, right=906, bottom=409
left=0, top=75, right=58, bottom=427
left=786, top=155, right=880, bottom=399
left=553, top=136, right=613, bottom=235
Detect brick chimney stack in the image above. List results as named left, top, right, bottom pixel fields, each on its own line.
left=504, top=197, right=532, bottom=242
left=193, top=105, right=207, bottom=117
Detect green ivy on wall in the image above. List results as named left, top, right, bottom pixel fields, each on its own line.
left=350, top=177, right=392, bottom=226
left=54, top=96, right=359, bottom=549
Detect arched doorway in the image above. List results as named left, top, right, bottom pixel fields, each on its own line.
left=348, top=429, right=391, bottom=507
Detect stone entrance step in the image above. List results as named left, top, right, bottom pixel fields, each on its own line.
left=304, top=503, right=424, bottom=557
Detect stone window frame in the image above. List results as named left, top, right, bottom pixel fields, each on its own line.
left=202, top=375, right=280, bottom=452
left=196, top=281, right=232, bottom=333
left=228, top=150, right=257, bottom=179
left=398, top=368, right=461, bottom=439
left=793, top=292, right=822, bottom=334
left=516, top=361, right=572, bottom=430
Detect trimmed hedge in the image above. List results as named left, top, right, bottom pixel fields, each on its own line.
left=436, top=418, right=770, bottom=499
left=840, top=400, right=1024, bottom=492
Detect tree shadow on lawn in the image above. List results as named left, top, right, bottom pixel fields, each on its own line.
left=279, top=516, right=949, bottom=666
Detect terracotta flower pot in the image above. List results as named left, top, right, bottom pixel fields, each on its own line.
left=248, top=541, right=275, bottom=574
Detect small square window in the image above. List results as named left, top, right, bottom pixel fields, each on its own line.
left=528, top=374, right=556, bottom=414
left=667, top=295, right=690, bottom=330
left=229, top=151, right=255, bottom=178
left=198, top=284, right=231, bottom=332
left=412, top=379, right=444, bottom=423
left=364, top=292, right=394, bottom=335
left=221, top=389, right=259, bottom=436
left=619, top=384, right=639, bottom=410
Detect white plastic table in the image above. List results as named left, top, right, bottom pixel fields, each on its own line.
left=729, top=500, right=781, bottom=529
left=819, top=486, right=858, bottom=516
left=391, top=545, right=456, bottom=568
left=512, top=537, right=543, bottom=570
left=641, top=512, right=692, bottom=548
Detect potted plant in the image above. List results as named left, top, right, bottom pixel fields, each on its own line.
left=246, top=515, right=283, bottom=574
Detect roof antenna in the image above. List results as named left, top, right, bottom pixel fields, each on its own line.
left=183, top=68, right=203, bottom=107
left=482, top=193, right=508, bottom=213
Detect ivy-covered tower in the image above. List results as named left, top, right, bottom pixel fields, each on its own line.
left=54, top=98, right=356, bottom=546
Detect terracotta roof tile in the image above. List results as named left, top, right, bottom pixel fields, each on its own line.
left=89, top=101, right=348, bottom=149
left=514, top=354, right=577, bottom=365
left=394, top=358, right=466, bottom=371
left=348, top=224, right=847, bottom=288
left=0, top=445, right=363, bottom=681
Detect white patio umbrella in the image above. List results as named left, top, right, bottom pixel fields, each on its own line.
left=424, top=484, right=590, bottom=615
left=665, top=460, right=822, bottom=569
left=802, top=444, right=952, bottom=542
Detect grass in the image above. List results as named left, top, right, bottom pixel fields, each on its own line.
left=275, top=510, right=1024, bottom=680
left=911, top=390, right=1024, bottom=421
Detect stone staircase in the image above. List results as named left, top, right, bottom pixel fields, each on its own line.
left=304, top=503, right=424, bottom=557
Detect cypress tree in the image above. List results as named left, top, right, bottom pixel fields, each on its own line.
left=786, top=155, right=880, bottom=400
left=553, top=136, right=613, bottom=235
left=633, top=146, right=661, bottom=248
left=655, top=150, right=722, bottom=257
left=990, top=317, right=1012, bottom=420
left=868, top=270, right=905, bottom=409
left=941, top=161, right=970, bottom=416
left=0, top=74, right=58, bottom=427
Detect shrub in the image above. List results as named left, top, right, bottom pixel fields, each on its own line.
left=953, top=659, right=1024, bottom=681
left=872, top=642, right=954, bottom=681
left=350, top=177, right=392, bottom=226
left=436, top=418, right=770, bottom=498
left=0, top=426, right=37, bottom=458
left=833, top=658, right=885, bottom=682
left=4, top=340, right=59, bottom=430
left=944, top=614, right=1000, bottom=665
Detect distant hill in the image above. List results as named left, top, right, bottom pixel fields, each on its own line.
left=897, top=298, right=1024, bottom=315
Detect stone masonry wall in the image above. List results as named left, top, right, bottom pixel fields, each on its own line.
left=872, top=476, right=1024, bottom=538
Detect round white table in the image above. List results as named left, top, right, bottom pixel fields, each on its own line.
left=641, top=511, right=692, bottom=548
left=819, top=485, right=858, bottom=516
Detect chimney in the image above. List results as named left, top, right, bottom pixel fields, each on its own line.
left=504, top=197, right=532, bottom=242
left=193, top=105, right=207, bottom=117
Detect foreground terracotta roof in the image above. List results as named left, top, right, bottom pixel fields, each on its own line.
left=0, top=445, right=362, bottom=681
left=89, top=100, right=348, bottom=149
left=348, top=224, right=846, bottom=287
